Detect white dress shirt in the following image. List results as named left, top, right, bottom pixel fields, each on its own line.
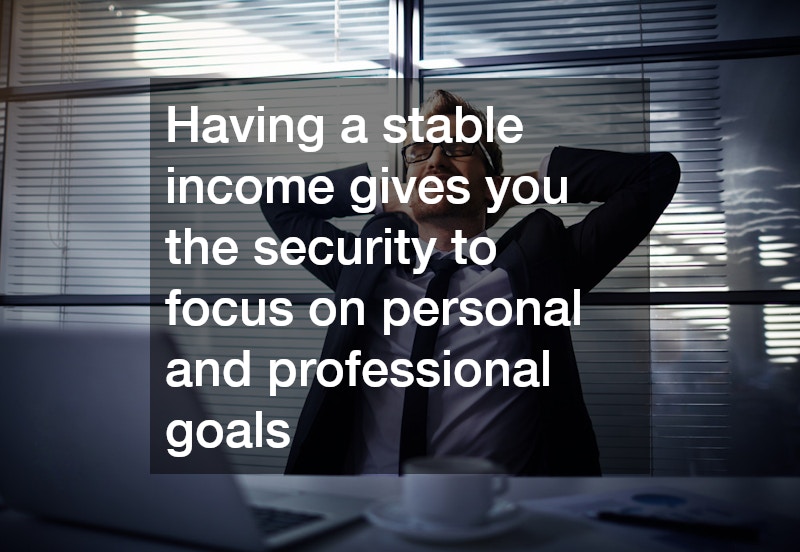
left=354, top=235, right=537, bottom=474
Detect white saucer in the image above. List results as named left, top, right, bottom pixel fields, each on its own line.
left=365, top=499, right=527, bottom=543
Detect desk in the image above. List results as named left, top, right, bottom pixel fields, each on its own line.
left=2, top=477, right=798, bottom=551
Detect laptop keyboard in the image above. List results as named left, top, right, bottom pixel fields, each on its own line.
left=252, top=506, right=324, bottom=535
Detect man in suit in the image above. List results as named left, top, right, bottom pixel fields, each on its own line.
left=261, top=90, right=680, bottom=475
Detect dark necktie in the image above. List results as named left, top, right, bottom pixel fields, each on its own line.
left=398, top=257, right=462, bottom=471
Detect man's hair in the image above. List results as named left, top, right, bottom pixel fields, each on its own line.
left=417, top=89, right=503, bottom=176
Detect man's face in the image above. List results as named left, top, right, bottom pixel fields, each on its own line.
left=405, top=115, right=491, bottom=224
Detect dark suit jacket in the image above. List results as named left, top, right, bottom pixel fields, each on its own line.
left=260, top=146, right=680, bottom=475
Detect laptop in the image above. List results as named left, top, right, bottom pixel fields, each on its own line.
left=0, top=326, right=369, bottom=551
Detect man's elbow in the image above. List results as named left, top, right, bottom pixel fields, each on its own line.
left=651, top=151, right=681, bottom=206
left=658, top=152, right=681, bottom=189
left=656, top=151, right=681, bottom=193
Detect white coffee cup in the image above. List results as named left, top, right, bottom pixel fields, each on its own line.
left=402, top=456, right=508, bottom=527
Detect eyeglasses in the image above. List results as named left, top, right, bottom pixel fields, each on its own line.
left=401, top=141, right=495, bottom=174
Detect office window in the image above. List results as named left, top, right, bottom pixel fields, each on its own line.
left=2, top=0, right=798, bottom=474
left=423, top=0, right=719, bottom=58
left=11, top=0, right=391, bottom=83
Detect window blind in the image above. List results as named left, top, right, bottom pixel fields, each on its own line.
left=12, top=0, right=391, bottom=83
left=422, top=0, right=717, bottom=60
